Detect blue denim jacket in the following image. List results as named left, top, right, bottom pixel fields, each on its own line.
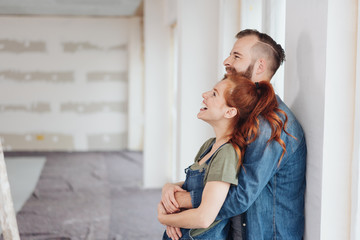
left=191, top=96, right=306, bottom=240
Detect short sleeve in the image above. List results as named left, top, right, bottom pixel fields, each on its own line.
left=205, top=144, right=239, bottom=186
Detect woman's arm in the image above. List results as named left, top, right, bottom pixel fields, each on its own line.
left=158, top=181, right=230, bottom=229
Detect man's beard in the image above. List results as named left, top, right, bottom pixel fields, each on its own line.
left=226, top=63, right=254, bottom=80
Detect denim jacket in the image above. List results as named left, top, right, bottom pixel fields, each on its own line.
left=191, top=96, right=307, bottom=240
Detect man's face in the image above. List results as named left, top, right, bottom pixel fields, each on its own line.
left=223, top=35, right=258, bottom=80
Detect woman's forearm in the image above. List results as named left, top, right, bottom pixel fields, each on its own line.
left=158, top=181, right=230, bottom=229
left=159, top=206, right=210, bottom=229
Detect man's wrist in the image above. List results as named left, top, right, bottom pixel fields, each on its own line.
left=175, top=191, right=192, bottom=209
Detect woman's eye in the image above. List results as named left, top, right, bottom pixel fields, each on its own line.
left=213, top=92, right=216, bottom=96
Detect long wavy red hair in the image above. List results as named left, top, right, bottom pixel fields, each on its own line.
left=223, top=74, right=293, bottom=170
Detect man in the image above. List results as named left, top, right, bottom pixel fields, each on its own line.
left=161, top=29, right=306, bottom=240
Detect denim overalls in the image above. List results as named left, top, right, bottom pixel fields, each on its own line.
left=162, top=142, right=229, bottom=240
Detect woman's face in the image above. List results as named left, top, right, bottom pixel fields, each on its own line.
left=197, top=80, right=232, bottom=123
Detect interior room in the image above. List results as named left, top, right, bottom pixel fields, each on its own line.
left=0, top=0, right=359, bottom=239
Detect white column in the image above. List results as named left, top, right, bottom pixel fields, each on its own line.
left=321, top=1, right=357, bottom=239
left=175, top=0, right=221, bottom=181
left=350, top=2, right=360, bottom=239
left=143, top=0, right=172, bottom=188
left=284, top=0, right=357, bottom=239
left=127, top=17, right=144, bottom=151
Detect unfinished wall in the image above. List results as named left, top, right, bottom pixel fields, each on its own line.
left=0, top=17, right=132, bottom=151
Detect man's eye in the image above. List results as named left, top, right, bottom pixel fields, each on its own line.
left=213, top=92, right=216, bottom=96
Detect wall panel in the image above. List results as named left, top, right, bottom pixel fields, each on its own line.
left=0, top=17, right=131, bottom=151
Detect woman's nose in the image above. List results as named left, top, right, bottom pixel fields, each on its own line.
left=202, top=91, right=209, bottom=98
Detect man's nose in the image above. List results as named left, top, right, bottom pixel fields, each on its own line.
left=223, top=56, right=231, bottom=66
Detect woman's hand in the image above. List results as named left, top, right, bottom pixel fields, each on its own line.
left=157, top=201, right=167, bottom=224
left=157, top=181, right=231, bottom=229
left=161, top=183, right=185, bottom=213
left=166, top=226, right=182, bottom=240
left=158, top=202, right=182, bottom=240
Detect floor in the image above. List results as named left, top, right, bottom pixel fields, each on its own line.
left=4, top=151, right=164, bottom=240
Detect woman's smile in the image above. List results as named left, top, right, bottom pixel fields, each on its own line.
left=200, top=101, right=208, bottom=111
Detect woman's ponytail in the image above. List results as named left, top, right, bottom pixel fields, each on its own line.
left=224, top=75, right=293, bottom=170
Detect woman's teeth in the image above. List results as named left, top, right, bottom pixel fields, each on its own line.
left=201, top=103, right=207, bottom=110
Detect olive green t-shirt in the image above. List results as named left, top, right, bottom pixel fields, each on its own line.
left=189, top=138, right=239, bottom=237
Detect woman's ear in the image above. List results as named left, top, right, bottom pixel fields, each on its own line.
left=224, top=107, right=237, bottom=119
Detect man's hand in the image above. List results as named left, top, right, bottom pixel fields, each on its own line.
left=161, top=183, right=185, bottom=213
left=175, top=191, right=193, bottom=209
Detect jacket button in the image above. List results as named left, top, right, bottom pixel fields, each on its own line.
left=242, top=223, right=246, bottom=227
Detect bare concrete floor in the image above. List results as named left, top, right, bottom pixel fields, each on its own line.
left=6, top=151, right=164, bottom=240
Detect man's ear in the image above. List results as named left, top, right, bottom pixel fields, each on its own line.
left=225, top=107, right=237, bottom=119
left=254, top=58, right=266, bottom=75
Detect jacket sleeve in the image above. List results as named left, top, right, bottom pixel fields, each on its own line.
left=215, top=118, right=286, bottom=220
left=190, top=189, right=203, bottom=208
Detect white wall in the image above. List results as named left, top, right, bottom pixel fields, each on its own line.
left=240, top=0, right=285, bottom=98
left=218, top=0, right=241, bottom=79
left=322, top=1, right=357, bottom=239
left=0, top=16, right=135, bottom=151
left=284, top=2, right=328, bottom=238
left=285, top=0, right=358, bottom=239
left=261, top=0, right=286, bottom=98
left=143, top=0, right=223, bottom=187
left=143, top=3, right=360, bottom=239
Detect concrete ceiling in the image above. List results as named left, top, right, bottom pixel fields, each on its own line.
left=0, top=0, right=143, bottom=17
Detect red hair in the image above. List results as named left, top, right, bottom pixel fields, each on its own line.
left=223, top=74, right=293, bottom=170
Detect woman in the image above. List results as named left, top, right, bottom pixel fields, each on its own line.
left=158, top=74, right=291, bottom=240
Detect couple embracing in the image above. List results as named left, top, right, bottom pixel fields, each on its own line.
left=157, top=29, right=306, bottom=240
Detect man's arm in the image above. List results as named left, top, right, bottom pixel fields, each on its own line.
left=174, top=191, right=192, bottom=209
left=216, top=119, right=285, bottom=219
left=172, top=120, right=285, bottom=219
left=162, top=186, right=202, bottom=210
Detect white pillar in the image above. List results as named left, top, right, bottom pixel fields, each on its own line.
left=175, top=0, right=221, bottom=181
left=284, top=0, right=357, bottom=239
left=143, top=0, right=172, bottom=188
left=143, top=0, right=225, bottom=186
left=350, top=2, right=360, bottom=239
left=127, top=17, right=144, bottom=151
